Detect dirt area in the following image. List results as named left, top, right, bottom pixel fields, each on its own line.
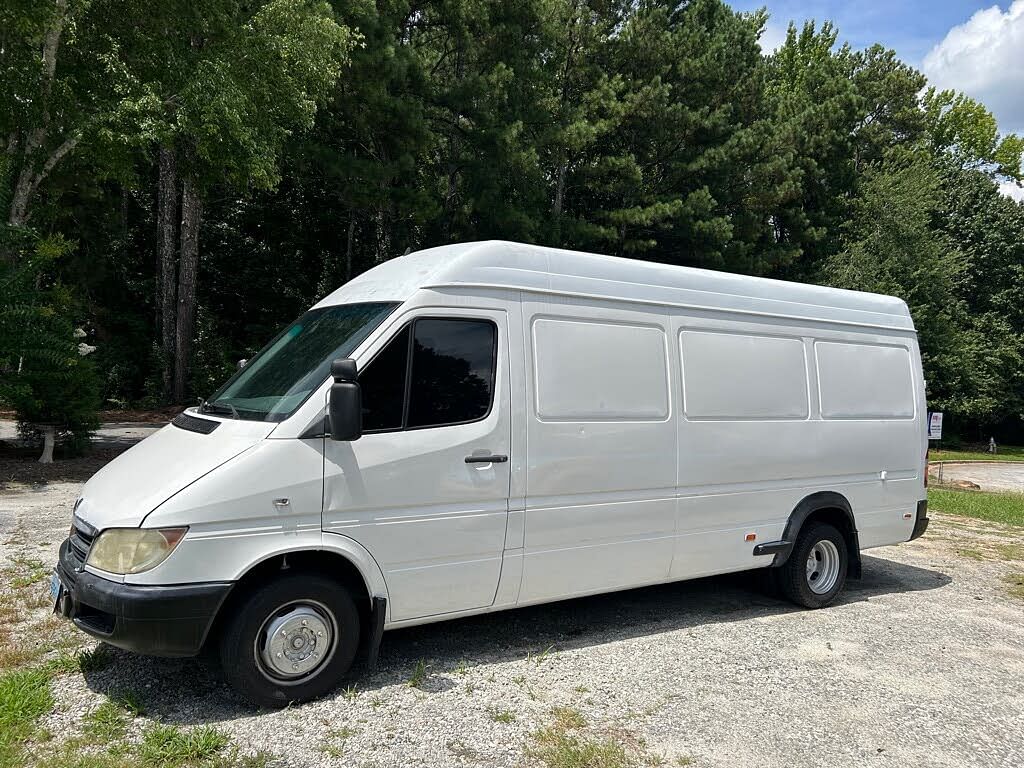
left=0, top=420, right=165, bottom=485
left=1, top=476, right=1023, bottom=768
left=931, top=462, right=1024, bottom=493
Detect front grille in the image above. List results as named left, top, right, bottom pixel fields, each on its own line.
left=67, top=517, right=97, bottom=569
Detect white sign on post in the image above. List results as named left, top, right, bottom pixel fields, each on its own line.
left=928, top=412, right=943, bottom=440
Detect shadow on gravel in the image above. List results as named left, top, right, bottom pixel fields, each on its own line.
left=80, top=554, right=950, bottom=723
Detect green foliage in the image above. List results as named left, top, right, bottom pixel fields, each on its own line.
left=923, top=88, right=1024, bottom=181
left=929, top=488, right=1024, bottom=527
left=0, top=232, right=100, bottom=448
left=138, top=724, right=229, bottom=767
left=2, top=0, right=1023, bottom=438
left=0, top=667, right=53, bottom=768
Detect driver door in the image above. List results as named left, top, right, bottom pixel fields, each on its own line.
left=323, top=308, right=511, bottom=622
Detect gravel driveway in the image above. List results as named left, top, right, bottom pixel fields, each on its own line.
left=2, top=480, right=1023, bottom=768
left=932, top=462, right=1024, bottom=493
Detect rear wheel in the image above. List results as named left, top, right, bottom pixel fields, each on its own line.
left=219, top=573, right=360, bottom=707
left=778, top=522, right=848, bottom=608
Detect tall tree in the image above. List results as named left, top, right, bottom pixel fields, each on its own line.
left=90, top=0, right=357, bottom=401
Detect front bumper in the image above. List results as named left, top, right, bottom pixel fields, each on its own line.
left=910, top=499, right=929, bottom=541
left=54, top=538, right=232, bottom=657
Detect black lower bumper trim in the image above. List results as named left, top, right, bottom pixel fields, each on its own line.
left=910, top=499, right=929, bottom=541
left=55, top=539, right=232, bottom=657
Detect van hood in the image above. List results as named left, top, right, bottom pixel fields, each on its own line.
left=75, top=413, right=277, bottom=530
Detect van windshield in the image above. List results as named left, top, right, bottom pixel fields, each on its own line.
left=203, top=302, right=398, bottom=422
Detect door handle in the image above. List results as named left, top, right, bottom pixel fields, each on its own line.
left=465, top=454, right=508, bottom=464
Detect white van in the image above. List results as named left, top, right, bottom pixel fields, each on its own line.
left=53, top=241, right=929, bottom=705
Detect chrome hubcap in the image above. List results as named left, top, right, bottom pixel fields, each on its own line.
left=805, top=540, right=841, bottom=595
left=257, top=601, right=336, bottom=681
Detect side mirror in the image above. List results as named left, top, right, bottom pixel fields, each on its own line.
left=328, top=358, right=362, bottom=441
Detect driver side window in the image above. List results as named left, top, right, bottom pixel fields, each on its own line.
left=360, top=318, right=497, bottom=433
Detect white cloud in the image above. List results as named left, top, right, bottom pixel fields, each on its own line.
left=923, top=2, right=1024, bottom=135
left=758, top=21, right=788, bottom=54
left=999, top=180, right=1024, bottom=202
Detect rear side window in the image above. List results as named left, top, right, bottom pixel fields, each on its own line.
left=680, top=330, right=809, bottom=420
left=359, top=318, right=497, bottom=432
left=816, top=341, right=914, bottom=419
left=532, top=318, right=669, bottom=421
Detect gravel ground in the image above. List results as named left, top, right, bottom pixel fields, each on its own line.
left=2, top=479, right=1023, bottom=768
left=931, top=462, right=1024, bottom=493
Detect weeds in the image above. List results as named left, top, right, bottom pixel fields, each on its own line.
left=1003, top=572, right=1024, bottom=600
left=138, top=724, right=229, bottom=766
left=83, top=701, right=129, bottom=743
left=528, top=645, right=555, bottom=665
left=0, top=667, right=53, bottom=768
left=488, top=707, right=516, bottom=724
left=550, top=706, right=587, bottom=730
left=76, top=646, right=114, bottom=673
left=407, top=659, right=430, bottom=688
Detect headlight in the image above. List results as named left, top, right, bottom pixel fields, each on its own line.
left=86, top=527, right=188, bottom=575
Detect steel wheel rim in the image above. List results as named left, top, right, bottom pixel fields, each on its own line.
left=255, top=599, right=338, bottom=685
left=805, top=539, right=841, bottom=595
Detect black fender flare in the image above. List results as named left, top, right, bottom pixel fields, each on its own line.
left=755, top=491, right=862, bottom=578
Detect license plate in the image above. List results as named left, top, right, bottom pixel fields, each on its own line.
left=50, top=572, right=63, bottom=612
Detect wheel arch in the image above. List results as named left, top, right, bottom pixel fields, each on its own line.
left=775, top=491, right=862, bottom=579
left=202, top=532, right=390, bottom=653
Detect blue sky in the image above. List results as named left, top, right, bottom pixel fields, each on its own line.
left=729, top=1, right=994, bottom=65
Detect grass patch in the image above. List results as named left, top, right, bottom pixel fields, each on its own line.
left=928, top=488, right=1024, bottom=527
left=526, top=707, right=680, bottom=768
left=1004, top=573, right=1024, bottom=600
left=406, top=659, right=430, bottom=688
left=995, top=544, right=1024, bottom=561
left=138, top=724, right=229, bottom=766
left=110, top=689, right=145, bottom=717
left=0, top=667, right=53, bottom=768
left=528, top=645, right=555, bottom=665
left=551, top=706, right=587, bottom=730
left=931, top=446, right=1024, bottom=463
left=76, top=646, right=114, bottom=673
left=320, top=726, right=358, bottom=759
left=528, top=726, right=633, bottom=768
left=956, top=547, right=986, bottom=561
left=83, top=701, right=130, bottom=743
left=9, top=558, right=48, bottom=589
left=488, top=707, right=516, bottom=724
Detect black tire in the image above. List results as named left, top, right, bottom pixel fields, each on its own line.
left=218, top=572, right=360, bottom=707
left=778, top=521, right=848, bottom=609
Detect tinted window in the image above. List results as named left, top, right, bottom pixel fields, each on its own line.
left=360, top=326, right=409, bottom=432
left=408, top=319, right=496, bottom=428
left=359, top=318, right=496, bottom=432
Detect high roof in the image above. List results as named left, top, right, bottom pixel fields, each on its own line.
left=315, top=240, right=914, bottom=332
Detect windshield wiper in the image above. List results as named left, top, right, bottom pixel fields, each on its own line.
left=198, top=399, right=239, bottom=419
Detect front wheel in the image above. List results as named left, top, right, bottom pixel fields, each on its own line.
left=219, top=573, right=360, bottom=707
left=777, top=522, right=848, bottom=608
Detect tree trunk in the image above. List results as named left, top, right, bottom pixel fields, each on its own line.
left=345, top=218, right=355, bottom=281
left=157, top=146, right=179, bottom=400
left=173, top=174, right=202, bottom=403
left=552, top=161, right=568, bottom=244
left=5, top=0, right=70, bottom=237
left=38, top=425, right=56, bottom=464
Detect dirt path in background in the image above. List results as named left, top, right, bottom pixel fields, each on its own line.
left=931, top=462, right=1024, bottom=493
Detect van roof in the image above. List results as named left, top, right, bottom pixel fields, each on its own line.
left=315, top=240, right=915, bottom=332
